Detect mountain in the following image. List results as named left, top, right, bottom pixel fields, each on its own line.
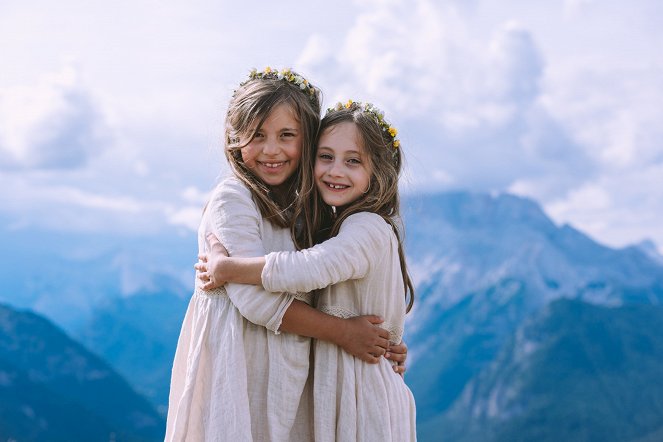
left=76, top=291, right=189, bottom=412
left=3, top=191, right=663, bottom=440
left=0, top=303, right=165, bottom=441
left=401, top=192, right=663, bottom=440
left=435, top=299, right=663, bottom=442
left=0, top=225, right=195, bottom=333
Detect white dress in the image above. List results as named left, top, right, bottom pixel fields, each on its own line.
left=165, top=176, right=313, bottom=442
left=261, top=212, right=417, bottom=441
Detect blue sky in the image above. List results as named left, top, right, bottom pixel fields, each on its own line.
left=1, top=0, right=662, bottom=251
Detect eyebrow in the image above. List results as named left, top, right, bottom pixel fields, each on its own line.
left=254, top=127, right=299, bottom=133
left=318, top=146, right=363, bottom=155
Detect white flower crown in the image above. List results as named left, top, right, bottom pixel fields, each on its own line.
left=327, top=100, right=400, bottom=149
left=239, top=67, right=318, bottom=100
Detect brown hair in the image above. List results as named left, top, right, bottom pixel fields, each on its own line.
left=294, top=103, right=415, bottom=312
left=224, top=70, right=321, bottom=227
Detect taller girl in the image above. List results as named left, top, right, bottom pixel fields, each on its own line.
left=166, top=70, right=392, bottom=441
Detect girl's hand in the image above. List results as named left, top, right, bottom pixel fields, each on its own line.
left=195, top=233, right=230, bottom=290
left=336, top=315, right=390, bottom=364
left=385, top=341, right=408, bottom=377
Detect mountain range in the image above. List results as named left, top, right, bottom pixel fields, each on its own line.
left=2, top=191, right=663, bottom=440
left=0, top=303, right=165, bottom=441
left=402, top=192, right=663, bottom=441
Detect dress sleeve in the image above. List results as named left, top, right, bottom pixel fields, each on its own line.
left=261, top=212, right=392, bottom=293
left=208, top=178, right=295, bottom=333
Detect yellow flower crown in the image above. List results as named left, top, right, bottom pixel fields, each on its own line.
left=327, top=100, right=400, bottom=149
left=239, top=67, right=318, bottom=100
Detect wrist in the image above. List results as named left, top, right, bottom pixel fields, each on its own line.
left=319, top=315, right=348, bottom=346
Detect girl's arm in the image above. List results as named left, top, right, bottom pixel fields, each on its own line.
left=261, top=212, right=392, bottom=294
left=197, top=223, right=408, bottom=370
left=207, top=179, right=389, bottom=362
left=198, top=212, right=390, bottom=292
left=281, top=301, right=390, bottom=363
left=196, top=237, right=263, bottom=288
left=201, top=211, right=390, bottom=293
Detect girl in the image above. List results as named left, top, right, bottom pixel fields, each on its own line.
left=166, top=70, right=401, bottom=442
left=199, top=100, right=417, bottom=441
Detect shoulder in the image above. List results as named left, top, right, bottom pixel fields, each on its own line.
left=341, top=212, right=391, bottom=231
left=339, top=212, right=394, bottom=245
left=210, top=176, right=255, bottom=206
left=209, top=176, right=259, bottom=215
left=212, top=176, right=252, bottom=199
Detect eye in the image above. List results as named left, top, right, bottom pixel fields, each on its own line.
left=281, top=131, right=296, bottom=138
left=318, top=153, right=333, bottom=161
left=253, top=131, right=265, bottom=139
left=347, top=157, right=362, bottom=165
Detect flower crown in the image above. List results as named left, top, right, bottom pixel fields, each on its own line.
left=239, top=67, right=318, bottom=100
left=327, top=100, right=400, bottom=149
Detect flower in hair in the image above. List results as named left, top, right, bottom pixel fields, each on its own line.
left=327, top=100, right=401, bottom=150
left=242, top=67, right=318, bottom=99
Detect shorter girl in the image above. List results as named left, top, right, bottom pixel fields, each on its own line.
left=201, top=100, right=417, bottom=441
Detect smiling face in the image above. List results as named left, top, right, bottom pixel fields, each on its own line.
left=314, top=122, right=372, bottom=208
left=240, top=103, right=302, bottom=189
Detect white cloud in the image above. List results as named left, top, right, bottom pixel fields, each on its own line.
left=167, top=206, right=205, bottom=232
left=295, top=0, right=663, bottom=249
left=0, top=67, right=110, bottom=170
left=1, top=0, right=663, bottom=253
left=545, top=163, right=663, bottom=248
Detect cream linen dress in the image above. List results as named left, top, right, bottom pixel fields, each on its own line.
left=165, top=176, right=313, bottom=442
left=261, top=212, right=417, bottom=442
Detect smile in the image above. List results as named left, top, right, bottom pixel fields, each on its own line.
left=324, top=182, right=349, bottom=190
left=258, top=161, right=286, bottom=169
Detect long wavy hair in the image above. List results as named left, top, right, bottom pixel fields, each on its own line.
left=224, top=71, right=321, bottom=227
left=293, top=104, right=415, bottom=312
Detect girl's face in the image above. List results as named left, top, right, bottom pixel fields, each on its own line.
left=315, top=122, right=372, bottom=208
left=241, top=103, right=302, bottom=188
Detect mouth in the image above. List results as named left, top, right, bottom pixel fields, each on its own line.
left=258, top=161, right=287, bottom=170
left=322, top=181, right=350, bottom=191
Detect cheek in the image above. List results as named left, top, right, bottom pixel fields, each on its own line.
left=290, top=141, right=303, bottom=163
left=358, top=169, right=371, bottom=189
left=240, top=145, right=256, bottom=166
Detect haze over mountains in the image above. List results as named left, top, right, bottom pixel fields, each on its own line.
left=2, top=191, right=663, bottom=441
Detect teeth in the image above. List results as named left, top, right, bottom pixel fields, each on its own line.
left=262, top=162, right=284, bottom=168
left=327, top=183, right=348, bottom=189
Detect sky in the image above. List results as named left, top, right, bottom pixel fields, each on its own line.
left=1, top=0, right=663, bottom=252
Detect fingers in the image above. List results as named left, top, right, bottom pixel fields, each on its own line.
left=358, top=353, right=380, bottom=364
left=385, top=351, right=407, bottom=364
left=363, top=315, right=384, bottom=325
left=376, top=336, right=390, bottom=350
left=377, top=328, right=390, bottom=340
left=385, top=342, right=407, bottom=363
left=389, top=342, right=408, bottom=355
left=197, top=253, right=208, bottom=263
left=393, top=364, right=406, bottom=377
left=199, top=273, right=217, bottom=290
left=206, top=232, right=220, bottom=245
left=194, top=262, right=208, bottom=272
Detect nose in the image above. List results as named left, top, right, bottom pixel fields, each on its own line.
left=328, top=159, right=344, bottom=177
left=262, top=137, right=280, bottom=155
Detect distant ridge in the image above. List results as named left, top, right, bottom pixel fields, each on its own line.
left=2, top=190, right=663, bottom=441
left=0, top=303, right=165, bottom=442
left=401, top=191, right=663, bottom=441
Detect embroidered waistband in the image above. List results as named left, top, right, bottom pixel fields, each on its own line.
left=193, top=286, right=228, bottom=298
